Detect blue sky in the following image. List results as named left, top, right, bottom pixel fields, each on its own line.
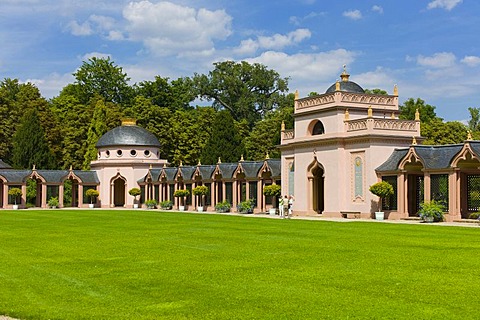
left=1, top=0, right=479, bottom=121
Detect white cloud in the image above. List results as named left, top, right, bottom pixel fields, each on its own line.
left=427, top=0, right=462, bottom=11
left=25, top=72, right=74, bottom=98
left=245, top=49, right=357, bottom=95
left=234, top=29, right=311, bottom=55
left=343, top=10, right=362, bottom=20
left=67, top=20, right=93, bottom=36
left=122, top=1, right=232, bottom=57
left=461, top=56, right=480, bottom=67
left=81, top=52, right=112, bottom=61
left=415, top=52, right=456, bottom=68
left=372, top=5, right=383, bottom=14
left=289, top=11, right=325, bottom=26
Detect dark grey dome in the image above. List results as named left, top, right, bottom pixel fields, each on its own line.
left=96, top=124, right=161, bottom=148
left=325, top=80, right=365, bottom=94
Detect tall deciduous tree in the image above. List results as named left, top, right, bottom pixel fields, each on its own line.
left=12, top=109, right=55, bottom=169
left=421, top=119, right=467, bottom=145
left=399, top=98, right=439, bottom=123
left=194, top=61, right=289, bottom=126
left=468, top=107, right=480, bottom=132
left=72, top=57, right=133, bottom=105
left=201, top=110, right=244, bottom=164
left=83, top=100, right=108, bottom=169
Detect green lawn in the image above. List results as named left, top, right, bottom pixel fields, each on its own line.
left=0, top=210, right=479, bottom=319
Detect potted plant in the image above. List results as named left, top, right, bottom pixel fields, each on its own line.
left=8, top=187, right=22, bottom=210
left=48, top=196, right=59, bottom=209
left=263, top=184, right=281, bottom=215
left=145, top=199, right=158, bottom=209
left=418, top=200, right=445, bottom=223
left=192, top=185, right=209, bottom=212
left=174, top=189, right=189, bottom=211
left=369, top=181, right=394, bottom=220
left=237, top=199, right=255, bottom=214
left=129, top=187, right=141, bottom=208
left=215, top=200, right=231, bottom=213
left=159, top=200, right=173, bottom=210
left=85, top=189, right=99, bottom=208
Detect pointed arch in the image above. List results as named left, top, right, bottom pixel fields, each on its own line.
left=111, top=173, right=127, bottom=207
left=451, top=143, right=480, bottom=168
left=398, top=147, right=424, bottom=170
left=307, top=157, right=325, bottom=213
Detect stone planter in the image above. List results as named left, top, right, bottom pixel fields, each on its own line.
left=375, top=212, right=384, bottom=220
left=197, top=206, right=204, bottom=212
left=179, top=205, right=185, bottom=211
left=423, top=216, right=434, bottom=223
left=269, top=208, right=277, bottom=216
left=89, top=203, right=94, bottom=209
left=13, top=204, right=19, bottom=210
left=133, top=203, right=139, bottom=209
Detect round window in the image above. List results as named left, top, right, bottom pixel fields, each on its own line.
left=144, top=150, right=151, bottom=157
left=105, top=150, right=110, bottom=158
left=130, top=150, right=137, bottom=156
left=117, top=150, right=123, bottom=156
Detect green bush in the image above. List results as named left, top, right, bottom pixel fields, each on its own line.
left=160, top=200, right=173, bottom=210
left=215, top=200, right=231, bottom=213
left=145, top=199, right=158, bottom=209
left=192, top=186, right=209, bottom=207
left=173, top=189, right=190, bottom=198
left=128, top=188, right=141, bottom=201
left=418, top=200, right=445, bottom=222
left=468, top=212, right=480, bottom=219
left=8, top=187, right=22, bottom=205
left=369, top=181, right=394, bottom=212
left=237, top=199, right=255, bottom=214
left=85, top=189, right=99, bottom=204
left=263, top=184, right=281, bottom=197
left=48, top=197, right=59, bottom=208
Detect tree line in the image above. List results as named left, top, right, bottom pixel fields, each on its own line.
left=0, top=57, right=476, bottom=170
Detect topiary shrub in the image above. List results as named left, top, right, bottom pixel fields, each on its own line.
left=369, top=181, right=394, bottom=212
left=85, top=189, right=99, bottom=204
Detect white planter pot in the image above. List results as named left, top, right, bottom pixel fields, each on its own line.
left=89, top=203, right=94, bottom=209
left=179, top=205, right=185, bottom=211
left=269, top=208, right=277, bottom=216
left=133, top=203, right=139, bottom=209
left=13, top=204, right=19, bottom=210
left=375, top=212, right=384, bottom=220
left=197, top=206, right=204, bottom=212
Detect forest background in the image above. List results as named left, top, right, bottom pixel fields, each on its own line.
left=1, top=58, right=479, bottom=171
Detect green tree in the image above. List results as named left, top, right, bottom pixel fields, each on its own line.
left=364, top=88, right=388, bottom=95
left=468, top=107, right=480, bottom=132
left=201, top=110, right=244, bottom=164
left=0, top=78, right=21, bottom=163
left=399, top=98, right=439, bottom=123
left=421, top=119, right=467, bottom=145
left=194, top=61, right=289, bottom=126
left=72, top=57, right=133, bottom=105
left=11, top=109, right=55, bottom=169
left=83, top=100, right=108, bottom=169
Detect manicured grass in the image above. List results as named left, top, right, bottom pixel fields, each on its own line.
left=0, top=210, right=479, bottom=319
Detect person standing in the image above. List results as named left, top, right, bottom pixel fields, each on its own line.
left=287, top=195, right=294, bottom=219
left=278, top=196, right=285, bottom=218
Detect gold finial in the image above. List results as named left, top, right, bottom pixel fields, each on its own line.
left=294, top=90, right=299, bottom=100
left=32, top=164, right=36, bottom=170
left=412, top=136, right=417, bottom=145
left=197, top=159, right=201, bottom=166
left=163, top=162, right=167, bottom=168
left=121, top=118, right=136, bottom=126
left=217, top=157, right=222, bottom=164
left=344, top=109, right=350, bottom=121
left=335, top=80, right=340, bottom=91
left=240, top=154, right=244, bottom=162
left=393, top=84, right=398, bottom=96
left=467, top=130, right=473, bottom=141
left=391, top=112, right=395, bottom=119
left=179, top=160, right=183, bottom=167
left=368, top=106, right=373, bottom=118
left=415, top=108, right=420, bottom=121
left=265, top=152, right=270, bottom=160
left=69, top=165, right=73, bottom=171
left=149, top=164, right=153, bottom=170
left=340, top=64, right=350, bottom=82
left=281, top=121, right=285, bottom=131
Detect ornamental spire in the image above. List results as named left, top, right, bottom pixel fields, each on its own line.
left=340, top=64, right=350, bottom=82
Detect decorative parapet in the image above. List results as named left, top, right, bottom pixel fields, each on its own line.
left=281, top=129, right=294, bottom=142
left=346, top=118, right=419, bottom=134
left=296, top=91, right=397, bottom=112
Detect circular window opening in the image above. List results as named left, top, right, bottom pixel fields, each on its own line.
left=117, top=150, right=123, bottom=156
left=130, top=150, right=137, bottom=156
left=144, top=150, right=151, bottom=157
left=105, top=150, right=110, bottom=158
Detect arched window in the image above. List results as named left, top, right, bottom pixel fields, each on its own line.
left=312, top=121, right=325, bottom=135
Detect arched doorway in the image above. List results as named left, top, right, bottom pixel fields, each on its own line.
left=113, top=177, right=126, bottom=207
left=307, top=159, right=325, bottom=214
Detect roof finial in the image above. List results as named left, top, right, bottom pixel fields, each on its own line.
left=340, top=64, right=350, bottom=82
left=69, top=165, right=73, bottom=171
left=281, top=121, right=285, bottom=131
left=344, top=109, right=350, bottom=121
left=240, top=154, right=244, bottom=162
left=179, top=160, right=183, bottom=167
left=393, top=84, right=398, bottom=96
left=294, top=90, right=299, bottom=100
left=197, top=159, right=201, bottom=166
left=149, top=164, right=152, bottom=170
left=467, top=130, right=473, bottom=141
left=265, top=152, right=270, bottom=160
left=415, top=108, right=420, bottom=121
left=32, top=164, right=36, bottom=171
left=412, top=136, right=417, bottom=145
left=335, top=80, right=340, bottom=91
left=217, top=157, right=222, bottom=164
left=368, top=106, right=373, bottom=118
